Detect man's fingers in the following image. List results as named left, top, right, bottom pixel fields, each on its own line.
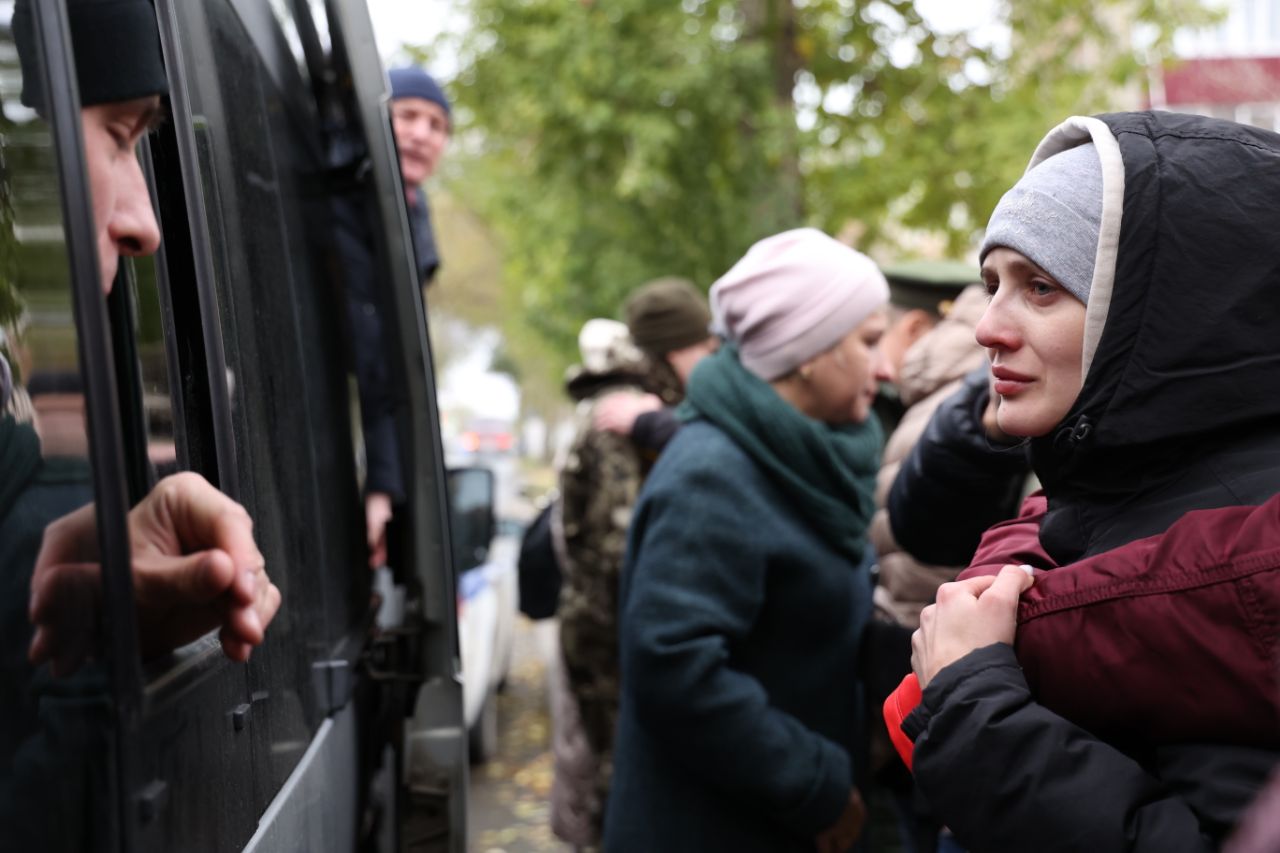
left=29, top=561, right=100, bottom=624
left=221, top=580, right=280, bottom=661
left=143, top=472, right=262, bottom=572
left=368, top=526, right=387, bottom=568
left=225, top=603, right=265, bottom=646
left=222, top=580, right=282, bottom=650
left=219, top=629, right=252, bottom=663
left=34, top=503, right=98, bottom=568
left=258, top=582, right=282, bottom=626
left=28, top=626, right=50, bottom=666
left=225, top=574, right=282, bottom=646
left=134, top=549, right=238, bottom=608
left=31, top=624, right=91, bottom=677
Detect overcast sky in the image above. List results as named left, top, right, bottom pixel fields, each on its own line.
left=366, top=0, right=459, bottom=70
left=364, top=0, right=1005, bottom=76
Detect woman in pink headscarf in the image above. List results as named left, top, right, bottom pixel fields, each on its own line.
left=605, top=228, right=892, bottom=853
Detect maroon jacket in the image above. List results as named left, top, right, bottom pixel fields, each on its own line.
left=961, top=491, right=1280, bottom=749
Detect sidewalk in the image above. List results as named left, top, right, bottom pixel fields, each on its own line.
left=467, top=619, right=567, bottom=852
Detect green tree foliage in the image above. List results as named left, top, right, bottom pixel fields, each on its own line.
left=440, top=0, right=800, bottom=366
left=435, top=0, right=1214, bottom=371
left=800, top=0, right=1215, bottom=252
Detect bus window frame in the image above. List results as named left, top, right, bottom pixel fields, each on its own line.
left=108, top=257, right=158, bottom=505
left=27, top=0, right=147, bottom=846
left=329, top=0, right=460, bottom=636
left=326, top=1, right=467, bottom=841
left=138, top=2, right=386, bottom=845
left=150, top=0, right=242, bottom=500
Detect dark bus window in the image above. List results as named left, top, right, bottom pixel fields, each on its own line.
left=150, top=0, right=372, bottom=826
left=129, top=252, right=182, bottom=475
left=0, top=5, right=129, bottom=849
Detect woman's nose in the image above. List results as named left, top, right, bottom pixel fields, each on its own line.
left=109, top=155, right=161, bottom=259
left=872, top=347, right=894, bottom=383
left=974, top=297, right=1017, bottom=352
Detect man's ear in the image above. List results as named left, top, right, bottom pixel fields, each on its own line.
left=901, top=309, right=937, bottom=349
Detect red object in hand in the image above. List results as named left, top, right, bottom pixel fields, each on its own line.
left=883, top=673, right=923, bottom=772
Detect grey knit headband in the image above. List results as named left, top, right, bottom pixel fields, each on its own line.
left=980, top=143, right=1103, bottom=305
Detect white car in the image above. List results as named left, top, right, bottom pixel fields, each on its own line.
left=448, top=466, right=520, bottom=762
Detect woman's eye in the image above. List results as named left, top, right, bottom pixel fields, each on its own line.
left=983, top=280, right=998, bottom=298
left=1030, top=280, right=1058, bottom=297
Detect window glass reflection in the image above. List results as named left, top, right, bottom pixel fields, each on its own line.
left=130, top=252, right=181, bottom=473
left=1, top=6, right=112, bottom=849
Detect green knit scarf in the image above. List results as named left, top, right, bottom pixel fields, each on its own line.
left=679, top=343, right=882, bottom=564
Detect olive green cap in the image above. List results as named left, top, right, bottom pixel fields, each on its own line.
left=623, top=277, right=712, bottom=355
left=881, top=259, right=980, bottom=316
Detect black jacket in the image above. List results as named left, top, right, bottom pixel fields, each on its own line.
left=407, top=187, right=439, bottom=286
left=887, top=364, right=1028, bottom=566
left=631, top=406, right=681, bottom=453
left=334, top=191, right=405, bottom=502
left=905, top=645, right=1275, bottom=852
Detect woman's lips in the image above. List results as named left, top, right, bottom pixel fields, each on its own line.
left=992, top=366, right=1034, bottom=396
left=993, top=379, right=1030, bottom=396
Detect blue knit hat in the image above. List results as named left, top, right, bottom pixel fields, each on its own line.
left=388, top=66, right=451, bottom=117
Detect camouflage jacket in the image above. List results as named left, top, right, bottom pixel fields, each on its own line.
left=557, top=340, right=682, bottom=772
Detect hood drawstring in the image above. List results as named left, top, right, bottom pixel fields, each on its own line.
left=1054, top=415, right=1094, bottom=454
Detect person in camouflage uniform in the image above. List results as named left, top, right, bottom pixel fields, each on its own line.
left=555, top=279, right=715, bottom=842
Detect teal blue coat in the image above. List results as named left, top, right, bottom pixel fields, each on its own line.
left=605, top=419, right=872, bottom=851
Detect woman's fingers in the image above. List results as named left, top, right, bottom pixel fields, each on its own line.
left=978, top=564, right=1037, bottom=613
left=912, top=565, right=1037, bottom=689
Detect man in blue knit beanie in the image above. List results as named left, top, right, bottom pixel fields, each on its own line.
left=388, top=65, right=451, bottom=286
left=356, top=65, right=452, bottom=570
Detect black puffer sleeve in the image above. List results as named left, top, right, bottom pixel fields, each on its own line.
left=905, top=644, right=1229, bottom=853
left=888, top=365, right=1027, bottom=566
left=631, top=407, right=681, bottom=454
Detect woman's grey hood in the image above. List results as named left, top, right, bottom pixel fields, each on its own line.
left=1021, top=116, right=1127, bottom=382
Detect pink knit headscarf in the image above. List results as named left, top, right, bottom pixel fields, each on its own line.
left=710, top=228, right=889, bottom=380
